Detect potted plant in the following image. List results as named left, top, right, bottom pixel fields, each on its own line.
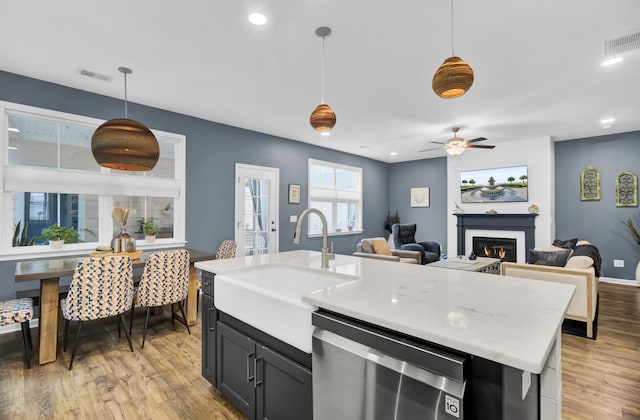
left=39, top=223, right=82, bottom=249
left=142, top=219, right=159, bottom=243
left=384, top=210, right=400, bottom=233
left=623, top=217, right=640, bottom=284
left=12, top=221, right=36, bottom=247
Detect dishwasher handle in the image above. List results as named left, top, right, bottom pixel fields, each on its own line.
left=314, top=328, right=466, bottom=399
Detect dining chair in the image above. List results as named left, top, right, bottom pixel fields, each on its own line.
left=196, top=240, right=237, bottom=312
left=61, top=255, right=134, bottom=370
left=129, top=249, right=191, bottom=349
left=0, top=298, right=34, bottom=368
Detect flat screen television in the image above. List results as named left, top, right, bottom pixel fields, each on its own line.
left=460, top=165, right=528, bottom=203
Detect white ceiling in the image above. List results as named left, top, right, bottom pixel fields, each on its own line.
left=1, top=1, right=639, bottom=163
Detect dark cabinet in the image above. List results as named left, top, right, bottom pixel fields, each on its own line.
left=201, top=272, right=217, bottom=386
left=216, top=321, right=312, bottom=420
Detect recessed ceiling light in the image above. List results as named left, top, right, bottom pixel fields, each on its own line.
left=320, top=131, right=331, bottom=137
left=248, top=13, right=267, bottom=26
left=602, top=57, right=623, bottom=66
left=600, top=117, right=615, bottom=125
left=8, top=127, right=20, bottom=133
left=601, top=125, right=613, bottom=129
left=8, top=146, right=18, bottom=150
left=390, top=151, right=398, bottom=156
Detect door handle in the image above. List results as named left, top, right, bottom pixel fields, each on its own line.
left=247, top=353, right=255, bottom=383
left=271, top=228, right=277, bottom=232
left=208, top=308, right=215, bottom=332
left=254, top=356, right=263, bottom=388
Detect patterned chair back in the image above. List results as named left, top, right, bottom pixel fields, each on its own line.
left=62, top=256, right=133, bottom=321
left=216, top=240, right=237, bottom=259
left=135, top=249, right=190, bottom=307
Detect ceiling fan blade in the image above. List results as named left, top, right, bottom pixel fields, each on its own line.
left=429, top=141, right=445, bottom=145
left=465, top=137, right=488, bottom=144
left=418, top=147, right=443, bottom=153
left=466, top=144, right=496, bottom=149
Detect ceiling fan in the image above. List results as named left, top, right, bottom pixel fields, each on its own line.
left=419, top=127, right=495, bottom=156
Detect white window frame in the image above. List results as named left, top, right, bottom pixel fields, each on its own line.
left=307, top=158, right=363, bottom=237
left=0, top=101, right=186, bottom=260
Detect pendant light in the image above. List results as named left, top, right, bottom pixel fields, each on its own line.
left=309, top=26, right=336, bottom=132
left=432, top=0, right=474, bottom=99
left=91, top=67, right=160, bottom=171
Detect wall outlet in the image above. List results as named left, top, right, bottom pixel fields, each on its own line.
left=614, top=259, right=624, bottom=268
left=290, top=215, right=297, bottom=223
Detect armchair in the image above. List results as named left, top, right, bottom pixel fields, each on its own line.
left=391, top=223, right=441, bottom=265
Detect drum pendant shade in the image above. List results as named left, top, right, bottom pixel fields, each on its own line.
left=91, top=118, right=160, bottom=171
left=310, top=104, right=336, bottom=131
left=91, top=67, right=159, bottom=171
left=432, top=56, right=474, bottom=99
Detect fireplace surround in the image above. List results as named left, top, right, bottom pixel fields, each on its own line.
left=455, top=213, right=538, bottom=259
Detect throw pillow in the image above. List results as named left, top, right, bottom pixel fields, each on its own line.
left=528, top=249, right=572, bottom=266
left=565, top=255, right=595, bottom=270
left=360, top=240, right=375, bottom=254
left=552, top=238, right=578, bottom=249
left=371, top=238, right=393, bottom=256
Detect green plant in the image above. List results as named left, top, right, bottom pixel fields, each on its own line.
left=142, top=219, right=159, bottom=236
left=12, top=221, right=36, bottom=247
left=623, top=218, right=640, bottom=246
left=39, top=223, right=85, bottom=243
left=384, top=210, right=400, bottom=231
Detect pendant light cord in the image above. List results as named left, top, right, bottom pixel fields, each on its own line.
left=450, top=0, right=455, bottom=56
left=123, top=72, right=129, bottom=119
left=321, top=34, right=326, bottom=104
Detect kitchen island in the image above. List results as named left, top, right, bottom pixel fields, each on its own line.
left=196, top=250, right=575, bottom=420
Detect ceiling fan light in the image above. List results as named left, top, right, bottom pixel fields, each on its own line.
left=445, top=138, right=466, bottom=156
left=310, top=103, right=336, bottom=131
left=432, top=56, right=474, bottom=99
left=91, top=118, right=160, bottom=171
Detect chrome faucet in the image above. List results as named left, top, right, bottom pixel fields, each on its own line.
left=293, top=208, right=335, bottom=268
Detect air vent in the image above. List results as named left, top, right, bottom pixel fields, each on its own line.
left=78, top=68, right=113, bottom=82
left=604, top=28, right=640, bottom=57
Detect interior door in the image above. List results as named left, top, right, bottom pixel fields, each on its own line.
left=234, top=164, right=279, bottom=256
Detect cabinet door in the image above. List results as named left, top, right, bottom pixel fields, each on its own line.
left=217, top=321, right=256, bottom=419
left=255, top=344, right=313, bottom=420
left=201, top=293, right=217, bottom=386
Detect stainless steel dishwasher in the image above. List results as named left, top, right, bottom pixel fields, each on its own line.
left=312, top=310, right=469, bottom=420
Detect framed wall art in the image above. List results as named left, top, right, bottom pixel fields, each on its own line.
left=459, top=165, right=528, bottom=203
left=616, top=170, right=637, bottom=207
left=288, top=184, right=301, bottom=204
left=580, top=165, right=600, bottom=201
left=410, top=187, right=430, bottom=207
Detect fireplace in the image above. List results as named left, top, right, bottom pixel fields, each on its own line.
left=473, top=236, right=517, bottom=263
left=455, top=213, right=537, bottom=263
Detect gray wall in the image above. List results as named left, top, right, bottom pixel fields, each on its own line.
left=555, top=130, right=640, bottom=280
left=388, top=157, right=448, bottom=252
left=0, top=71, right=390, bottom=300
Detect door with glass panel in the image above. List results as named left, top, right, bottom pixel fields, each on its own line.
left=234, top=164, right=279, bottom=256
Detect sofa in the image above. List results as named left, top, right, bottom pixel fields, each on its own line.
left=500, top=240, right=601, bottom=338
left=353, top=237, right=421, bottom=264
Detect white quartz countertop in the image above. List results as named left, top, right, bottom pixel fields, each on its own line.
left=196, top=250, right=575, bottom=373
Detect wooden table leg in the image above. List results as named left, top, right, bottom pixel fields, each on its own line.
left=186, top=266, right=198, bottom=326
left=39, top=277, right=60, bottom=365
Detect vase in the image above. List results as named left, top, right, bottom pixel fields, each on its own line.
left=145, top=235, right=156, bottom=243
left=111, top=227, right=136, bottom=253
left=49, top=239, right=64, bottom=250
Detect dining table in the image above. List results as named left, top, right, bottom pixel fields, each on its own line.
left=14, top=248, right=216, bottom=365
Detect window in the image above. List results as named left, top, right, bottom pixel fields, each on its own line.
left=308, top=159, right=362, bottom=235
left=2, top=101, right=186, bottom=257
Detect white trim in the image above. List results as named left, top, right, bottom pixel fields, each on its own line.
left=599, top=276, right=639, bottom=286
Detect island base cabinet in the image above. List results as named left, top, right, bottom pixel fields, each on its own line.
left=201, top=273, right=217, bottom=386
left=217, top=321, right=313, bottom=420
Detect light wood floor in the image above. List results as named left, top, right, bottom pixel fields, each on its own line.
left=1, top=283, right=639, bottom=419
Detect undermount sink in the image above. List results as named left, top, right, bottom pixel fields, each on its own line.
left=214, top=264, right=357, bottom=353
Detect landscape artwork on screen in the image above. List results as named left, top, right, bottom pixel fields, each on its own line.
left=460, top=165, right=528, bottom=203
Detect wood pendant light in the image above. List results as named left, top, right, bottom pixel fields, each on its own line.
left=432, top=56, right=474, bottom=99
left=91, top=67, right=159, bottom=171
left=310, top=27, right=336, bottom=132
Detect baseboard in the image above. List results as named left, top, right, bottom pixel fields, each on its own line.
left=599, top=276, right=639, bottom=286
left=0, top=318, right=39, bottom=335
